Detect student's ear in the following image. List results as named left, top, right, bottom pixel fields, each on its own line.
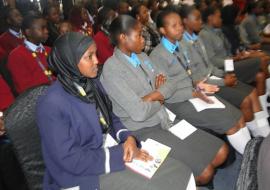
left=159, top=27, right=166, bottom=36
left=119, top=33, right=127, bottom=43
left=183, top=18, right=188, bottom=26
left=136, top=14, right=140, bottom=22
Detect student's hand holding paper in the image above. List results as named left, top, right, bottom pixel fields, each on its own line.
left=193, top=90, right=214, bottom=104
left=224, top=73, right=237, bottom=87
left=135, top=149, right=153, bottom=162
left=197, top=81, right=219, bottom=94
left=123, top=136, right=153, bottom=162
left=142, top=91, right=164, bottom=104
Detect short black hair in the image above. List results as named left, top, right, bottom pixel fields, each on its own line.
left=201, top=6, right=219, bottom=23
left=103, top=0, right=120, bottom=11
left=97, top=7, right=115, bottom=31
left=109, top=15, right=138, bottom=46
left=244, top=1, right=263, bottom=14
left=156, top=9, right=179, bottom=29
left=42, top=4, right=58, bottom=17
left=130, top=4, right=144, bottom=18
left=179, top=5, right=197, bottom=19
left=21, top=13, right=43, bottom=32
left=4, top=7, right=18, bottom=20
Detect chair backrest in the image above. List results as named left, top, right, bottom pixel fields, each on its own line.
left=4, top=85, right=49, bottom=190
left=236, top=137, right=264, bottom=190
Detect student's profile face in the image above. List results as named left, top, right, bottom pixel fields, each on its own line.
left=78, top=43, right=99, bottom=78
left=48, top=7, right=61, bottom=24
left=212, top=10, right=222, bottom=28
left=186, top=9, right=202, bottom=33
left=122, top=23, right=145, bottom=54
left=138, top=5, right=149, bottom=24
left=8, top=9, right=23, bottom=28
left=59, top=23, right=71, bottom=35
left=161, top=13, right=184, bottom=41
left=28, top=18, right=49, bottom=43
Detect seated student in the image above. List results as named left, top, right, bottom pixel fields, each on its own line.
left=101, top=15, right=229, bottom=185
left=94, top=7, right=116, bottom=64
left=36, top=32, right=195, bottom=190
left=221, top=4, right=270, bottom=110
left=0, top=8, right=23, bottom=58
left=150, top=10, right=252, bottom=154
left=43, top=4, right=61, bottom=47
left=239, top=1, right=270, bottom=53
left=131, top=4, right=160, bottom=55
left=180, top=5, right=270, bottom=137
left=199, top=7, right=268, bottom=104
left=58, top=20, right=72, bottom=35
left=7, top=14, right=54, bottom=94
left=221, top=4, right=269, bottom=57
left=69, top=5, right=93, bottom=37
left=0, top=75, right=14, bottom=111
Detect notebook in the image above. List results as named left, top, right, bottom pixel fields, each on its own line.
left=125, top=138, right=171, bottom=179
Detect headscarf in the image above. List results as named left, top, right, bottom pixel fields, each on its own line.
left=48, top=32, right=112, bottom=133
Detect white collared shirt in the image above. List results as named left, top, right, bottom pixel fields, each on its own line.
left=8, top=28, right=23, bottom=39
left=24, top=40, right=45, bottom=53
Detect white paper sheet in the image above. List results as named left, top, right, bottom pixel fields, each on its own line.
left=169, top=120, right=197, bottom=140
left=224, top=59, right=234, bottom=72
left=189, top=96, right=226, bottom=112
left=209, top=75, right=223, bottom=80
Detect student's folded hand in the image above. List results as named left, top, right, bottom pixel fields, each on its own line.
left=155, top=74, right=166, bottom=89
left=142, top=91, right=164, bottom=104
left=224, top=74, right=237, bottom=87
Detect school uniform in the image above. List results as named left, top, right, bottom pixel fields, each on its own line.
left=37, top=79, right=193, bottom=190
left=101, top=47, right=224, bottom=176
left=7, top=40, right=54, bottom=94
left=199, top=25, right=261, bottom=83
left=0, top=29, right=24, bottom=58
left=94, top=31, right=114, bottom=64
left=150, top=37, right=242, bottom=134
left=181, top=31, right=253, bottom=108
left=239, top=14, right=262, bottom=46
left=0, top=75, right=14, bottom=111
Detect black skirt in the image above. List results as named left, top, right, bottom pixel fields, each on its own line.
left=234, top=58, right=260, bottom=83
left=132, top=124, right=224, bottom=176
left=165, top=96, right=242, bottom=134
left=216, top=81, right=253, bottom=108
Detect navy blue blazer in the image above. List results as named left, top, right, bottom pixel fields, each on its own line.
left=36, top=80, right=132, bottom=190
